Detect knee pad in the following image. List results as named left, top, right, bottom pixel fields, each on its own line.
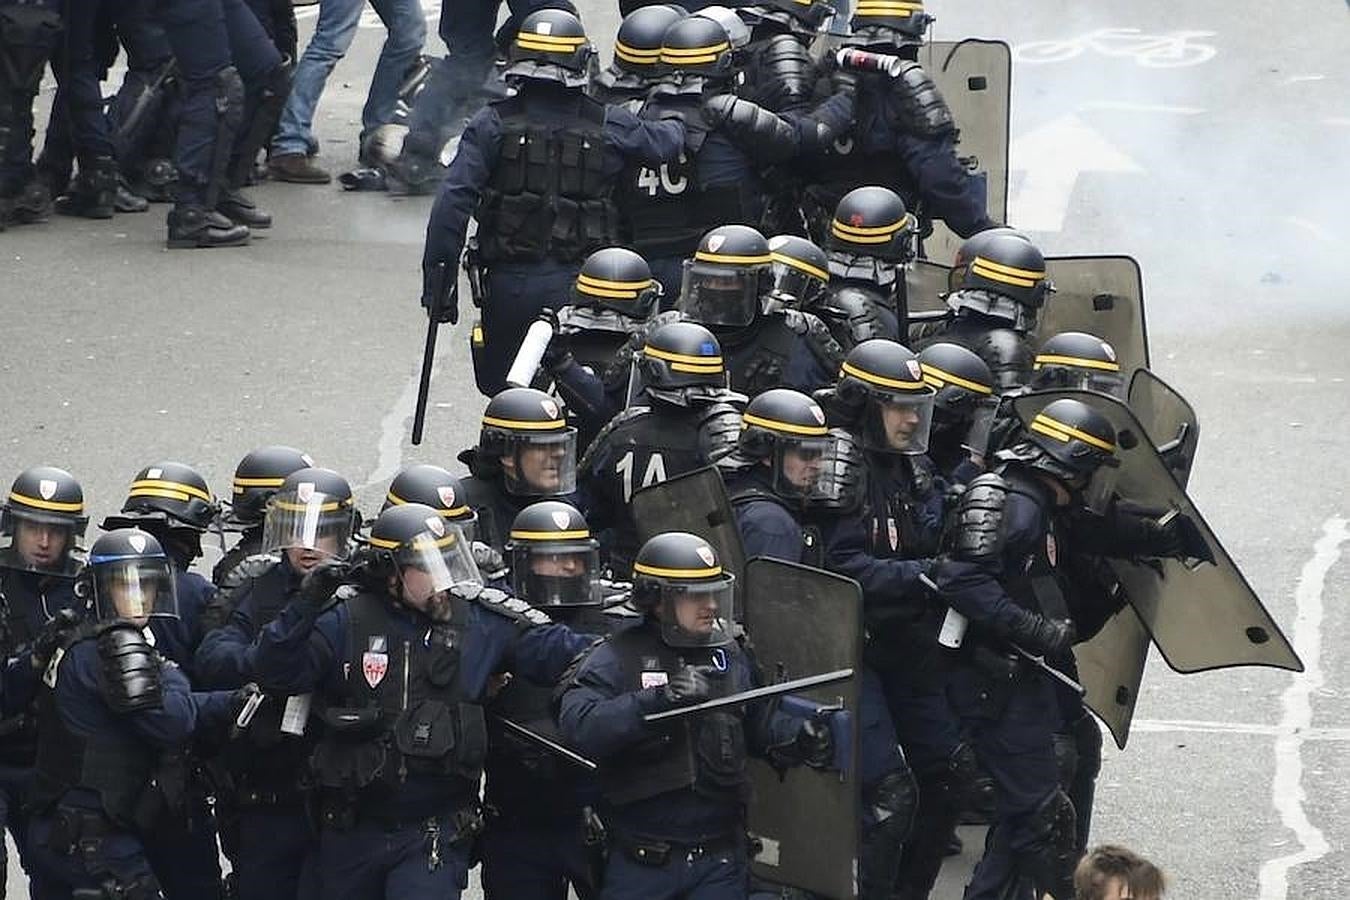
left=1024, top=788, right=1078, bottom=898
left=867, top=768, right=919, bottom=842
left=214, top=65, right=245, bottom=130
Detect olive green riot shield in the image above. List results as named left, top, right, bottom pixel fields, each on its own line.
left=631, top=465, right=747, bottom=584
left=1127, top=368, right=1199, bottom=488
left=744, top=558, right=862, bottom=899
left=1037, top=256, right=1149, bottom=375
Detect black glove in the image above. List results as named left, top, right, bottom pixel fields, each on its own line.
left=829, top=68, right=858, bottom=97
left=230, top=682, right=262, bottom=719
left=299, top=558, right=351, bottom=613
left=1006, top=607, right=1076, bottom=657
left=421, top=259, right=459, bottom=325
left=795, top=716, right=835, bottom=769
left=699, top=93, right=737, bottom=127
left=31, top=608, right=82, bottom=671
left=662, top=665, right=714, bottom=706
left=471, top=541, right=507, bottom=579
left=1154, top=511, right=1214, bottom=564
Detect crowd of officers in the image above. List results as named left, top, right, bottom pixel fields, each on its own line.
left=1, top=2, right=1210, bottom=900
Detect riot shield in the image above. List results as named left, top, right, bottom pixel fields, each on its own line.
left=1128, top=368, right=1200, bottom=488
left=1071, top=601, right=1151, bottom=749
left=1038, top=256, right=1149, bottom=375
left=743, top=558, right=862, bottom=900
left=916, top=39, right=1012, bottom=263
left=1011, top=391, right=1302, bottom=679
left=631, top=466, right=747, bottom=583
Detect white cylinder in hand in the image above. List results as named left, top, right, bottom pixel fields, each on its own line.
left=505, top=319, right=556, bottom=388
left=938, top=608, right=969, bottom=649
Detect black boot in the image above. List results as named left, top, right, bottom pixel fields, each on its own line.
left=217, top=188, right=271, bottom=228
left=6, top=179, right=53, bottom=224
left=166, top=205, right=250, bottom=249
left=56, top=157, right=118, bottom=218
left=114, top=178, right=149, bottom=213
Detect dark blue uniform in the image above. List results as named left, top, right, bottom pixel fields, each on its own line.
left=25, top=627, right=234, bottom=900
left=422, top=84, right=685, bottom=395
left=0, top=0, right=62, bottom=212
left=559, top=619, right=801, bottom=900
left=250, top=584, right=591, bottom=900
left=194, top=554, right=319, bottom=900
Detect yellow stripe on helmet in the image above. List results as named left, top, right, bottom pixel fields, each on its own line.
left=272, top=499, right=348, bottom=513
left=970, top=256, right=1045, bottom=288
left=642, top=345, right=724, bottom=371
left=7, top=491, right=83, bottom=513
left=770, top=251, right=829, bottom=283
left=128, top=479, right=214, bottom=504
left=481, top=415, right=567, bottom=431
left=576, top=272, right=653, bottom=299
left=840, top=359, right=927, bottom=391
left=1032, top=353, right=1121, bottom=373
left=919, top=363, right=994, bottom=395
left=384, top=492, right=471, bottom=518
left=509, top=528, right=592, bottom=541
left=741, top=411, right=829, bottom=437
left=1030, top=414, right=1116, bottom=452
left=232, top=476, right=287, bottom=492
left=614, top=41, right=662, bottom=64
left=693, top=250, right=773, bottom=265
left=632, top=561, right=723, bottom=579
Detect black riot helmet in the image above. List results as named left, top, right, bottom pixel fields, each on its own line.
left=846, top=0, right=933, bottom=48
left=919, top=342, right=998, bottom=458
left=678, top=224, right=774, bottom=328
left=363, top=503, right=482, bottom=621
left=115, top=461, right=220, bottom=532
left=506, top=501, right=601, bottom=607
left=1011, top=397, right=1120, bottom=511
left=478, top=388, right=579, bottom=496
left=828, top=186, right=917, bottom=266
left=261, top=467, right=356, bottom=561
left=572, top=247, right=663, bottom=318
left=637, top=321, right=729, bottom=404
left=659, top=14, right=736, bottom=79
left=768, top=234, right=830, bottom=311
left=738, top=388, right=856, bottom=504
left=382, top=464, right=479, bottom=543
left=87, top=529, right=178, bottom=623
left=632, top=531, right=734, bottom=648
left=953, top=231, right=1051, bottom=320
left=743, top=0, right=835, bottom=36
left=226, top=445, right=315, bottom=527
left=506, top=9, right=595, bottom=89
left=1, top=466, right=87, bottom=575
left=949, top=226, right=1033, bottom=291
left=613, top=5, right=686, bottom=76
left=1031, top=332, right=1125, bottom=397
left=835, top=339, right=936, bottom=455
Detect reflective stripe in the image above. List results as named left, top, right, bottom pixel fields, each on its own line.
left=693, top=250, right=772, bottom=265
left=481, top=415, right=567, bottom=431
left=840, top=360, right=927, bottom=391
left=1032, top=353, right=1120, bottom=372
left=614, top=41, right=661, bottom=64
left=509, top=529, right=591, bottom=541
left=369, top=533, right=457, bottom=550
left=232, top=476, right=287, bottom=489
left=576, top=272, right=653, bottom=299
left=7, top=491, right=83, bottom=513
left=830, top=216, right=911, bottom=237
left=853, top=1, right=923, bottom=15
left=516, top=34, right=588, bottom=48
left=741, top=411, right=828, bottom=437
left=384, top=493, right=472, bottom=518
left=661, top=42, right=730, bottom=60
left=632, top=561, right=722, bottom=579
left=272, top=499, right=347, bottom=513
left=970, top=256, right=1045, bottom=288
left=128, top=479, right=214, bottom=503
left=770, top=251, right=829, bottom=283
left=1029, top=414, right=1116, bottom=452
left=643, top=345, right=724, bottom=371
left=920, top=363, right=994, bottom=395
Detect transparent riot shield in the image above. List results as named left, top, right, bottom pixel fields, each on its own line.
left=744, top=558, right=862, bottom=900
left=631, top=466, right=747, bottom=584
left=1037, top=256, right=1149, bottom=375
left=1011, top=391, right=1302, bottom=683
left=916, top=39, right=1012, bottom=263
left=1128, top=368, right=1200, bottom=488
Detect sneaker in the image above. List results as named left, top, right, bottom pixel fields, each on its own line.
left=267, top=153, right=332, bottom=184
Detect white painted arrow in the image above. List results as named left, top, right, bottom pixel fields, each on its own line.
left=1009, top=113, right=1142, bottom=233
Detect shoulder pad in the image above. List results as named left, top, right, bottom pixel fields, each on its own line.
left=943, top=472, right=1008, bottom=562
left=977, top=328, right=1034, bottom=392
left=894, top=61, right=955, bottom=139
left=96, top=623, right=163, bottom=713
left=218, top=552, right=280, bottom=591
left=787, top=309, right=846, bottom=370
left=696, top=404, right=743, bottom=463
left=823, top=287, right=888, bottom=346
left=579, top=405, right=650, bottom=472
left=471, top=586, right=554, bottom=627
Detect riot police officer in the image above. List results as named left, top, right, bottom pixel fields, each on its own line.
left=249, top=502, right=592, bottom=900
left=918, top=341, right=997, bottom=483
left=579, top=321, right=743, bottom=576
left=677, top=224, right=843, bottom=398
left=213, top=444, right=316, bottom=586
left=457, top=387, right=581, bottom=552
left=1030, top=331, right=1126, bottom=397
left=0, top=466, right=87, bottom=890
left=813, top=340, right=958, bottom=899
left=194, top=466, right=356, bottom=900
left=766, top=233, right=830, bottom=314
left=25, top=529, right=245, bottom=900
left=821, top=185, right=917, bottom=344
left=383, top=463, right=480, bottom=540
left=420, top=8, right=688, bottom=396
left=559, top=531, right=834, bottom=900
left=912, top=230, right=1053, bottom=392
left=0, top=0, right=62, bottom=228
left=480, top=501, right=627, bottom=899
left=590, top=5, right=687, bottom=108
left=799, top=0, right=996, bottom=243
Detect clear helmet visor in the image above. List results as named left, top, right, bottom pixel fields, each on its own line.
left=0, top=510, right=84, bottom=576
left=262, top=489, right=353, bottom=560
left=961, top=396, right=1003, bottom=456
left=93, top=558, right=178, bottom=621
left=808, top=429, right=863, bottom=508
left=1031, top=365, right=1126, bottom=399
left=772, top=432, right=852, bottom=502
left=502, top=431, right=579, bottom=497
left=394, top=524, right=483, bottom=621
left=769, top=262, right=827, bottom=311
left=677, top=260, right=763, bottom=328
left=659, top=577, right=735, bottom=648
left=862, top=393, right=936, bottom=455
left=511, top=540, right=602, bottom=606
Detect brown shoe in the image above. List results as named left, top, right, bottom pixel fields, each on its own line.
left=267, top=153, right=332, bottom=184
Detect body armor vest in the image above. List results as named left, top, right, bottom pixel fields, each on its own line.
left=0, top=570, right=78, bottom=765
left=310, top=592, right=487, bottom=806
left=729, top=485, right=824, bottom=568
left=476, top=94, right=619, bottom=264
left=599, top=627, right=751, bottom=808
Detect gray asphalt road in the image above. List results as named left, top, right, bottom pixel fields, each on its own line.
left=4, top=0, right=1349, bottom=897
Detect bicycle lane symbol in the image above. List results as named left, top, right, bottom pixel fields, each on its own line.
left=1014, top=28, right=1218, bottom=68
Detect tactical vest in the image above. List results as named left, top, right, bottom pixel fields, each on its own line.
left=729, top=485, right=824, bottom=568
left=476, top=94, right=619, bottom=264
left=0, top=569, right=79, bottom=765
left=819, top=283, right=895, bottom=351
left=458, top=474, right=527, bottom=554
left=599, top=627, right=751, bottom=808
left=309, top=592, right=486, bottom=805
left=30, top=629, right=172, bottom=828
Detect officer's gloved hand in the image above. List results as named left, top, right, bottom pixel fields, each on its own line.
left=1152, top=511, right=1214, bottom=564
left=299, top=558, right=351, bottom=614
left=421, top=257, right=459, bottom=325
left=662, top=665, right=714, bottom=707
left=471, top=541, right=507, bottom=580
left=829, top=68, right=858, bottom=97
left=1006, top=608, right=1076, bottom=657
left=795, top=716, right=835, bottom=769
left=536, top=310, right=575, bottom=375
left=230, top=682, right=262, bottom=720
left=31, top=608, right=82, bottom=671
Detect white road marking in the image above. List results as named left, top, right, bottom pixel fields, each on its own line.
left=1257, top=516, right=1349, bottom=900
left=1077, top=100, right=1206, bottom=115
left=1284, top=216, right=1337, bottom=243
left=356, top=368, right=430, bottom=491
left=1283, top=74, right=1326, bottom=84
left=1130, top=719, right=1350, bottom=741
left=1010, top=114, right=1141, bottom=232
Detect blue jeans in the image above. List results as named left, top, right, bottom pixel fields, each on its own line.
left=271, top=0, right=425, bottom=156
